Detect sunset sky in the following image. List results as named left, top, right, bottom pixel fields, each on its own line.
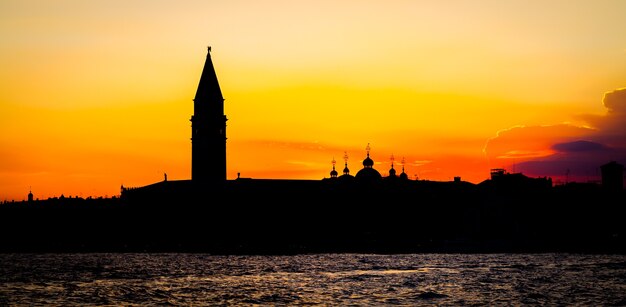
left=1, top=0, right=626, bottom=201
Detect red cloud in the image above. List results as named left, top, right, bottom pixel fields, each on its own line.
left=484, top=87, right=626, bottom=182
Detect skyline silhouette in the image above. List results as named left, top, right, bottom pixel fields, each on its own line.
left=5, top=47, right=626, bottom=202
left=0, top=46, right=624, bottom=254
left=2, top=1, right=626, bottom=201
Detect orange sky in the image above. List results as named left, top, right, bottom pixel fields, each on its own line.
left=1, top=0, right=626, bottom=201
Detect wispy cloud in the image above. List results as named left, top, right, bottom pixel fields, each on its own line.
left=484, top=87, right=626, bottom=180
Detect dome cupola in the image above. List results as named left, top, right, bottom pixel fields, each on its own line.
left=330, top=158, right=338, bottom=178
left=362, top=143, right=374, bottom=168
left=388, top=154, right=397, bottom=177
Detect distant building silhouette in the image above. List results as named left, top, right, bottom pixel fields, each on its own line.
left=601, top=161, right=624, bottom=191
left=27, top=188, right=33, bottom=203
left=388, top=154, right=397, bottom=178
left=191, top=46, right=227, bottom=183
left=485, top=168, right=552, bottom=190
left=340, top=152, right=354, bottom=180
left=6, top=46, right=626, bottom=256
left=120, top=47, right=621, bottom=204
left=330, top=158, right=338, bottom=178
left=355, top=143, right=383, bottom=184
left=399, top=157, right=409, bottom=180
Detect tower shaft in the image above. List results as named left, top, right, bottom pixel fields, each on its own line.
left=191, top=47, right=227, bottom=183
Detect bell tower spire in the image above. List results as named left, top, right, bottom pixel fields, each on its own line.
left=191, top=46, right=227, bottom=183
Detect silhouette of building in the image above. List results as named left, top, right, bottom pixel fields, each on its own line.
left=191, top=46, right=227, bottom=183
left=601, top=161, right=624, bottom=191
left=479, top=168, right=553, bottom=193
left=387, top=154, right=397, bottom=178
left=330, top=158, right=338, bottom=178
left=121, top=47, right=520, bottom=201
left=339, top=152, right=354, bottom=180
left=121, top=47, right=618, bottom=206
left=5, top=46, right=626, bottom=255
left=399, top=157, right=409, bottom=180
left=354, top=143, right=383, bottom=184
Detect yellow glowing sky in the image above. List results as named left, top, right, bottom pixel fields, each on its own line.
left=2, top=0, right=626, bottom=200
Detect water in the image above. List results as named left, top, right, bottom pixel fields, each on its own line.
left=1, top=253, right=625, bottom=305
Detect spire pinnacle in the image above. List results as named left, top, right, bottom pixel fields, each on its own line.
left=194, top=46, right=224, bottom=104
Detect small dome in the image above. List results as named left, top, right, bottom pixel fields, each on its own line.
left=400, top=172, right=408, bottom=180
left=363, top=155, right=374, bottom=168
left=389, top=167, right=397, bottom=177
left=330, top=169, right=338, bottom=177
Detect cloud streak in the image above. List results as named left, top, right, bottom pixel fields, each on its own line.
left=484, top=87, right=626, bottom=182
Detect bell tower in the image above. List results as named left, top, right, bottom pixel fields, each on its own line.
left=191, top=46, right=227, bottom=183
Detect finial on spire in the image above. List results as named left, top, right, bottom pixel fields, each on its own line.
left=208, top=46, right=212, bottom=53
left=344, top=151, right=349, bottom=163
left=332, top=157, right=336, bottom=167
left=366, top=143, right=371, bottom=157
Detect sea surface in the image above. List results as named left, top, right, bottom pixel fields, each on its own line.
left=1, top=253, right=625, bottom=305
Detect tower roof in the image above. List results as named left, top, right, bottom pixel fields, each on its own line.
left=194, top=46, right=224, bottom=103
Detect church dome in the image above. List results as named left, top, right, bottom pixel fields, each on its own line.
left=355, top=167, right=382, bottom=181
left=355, top=143, right=381, bottom=183
left=362, top=156, right=374, bottom=168
left=361, top=143, right=375, bottom=168
left=389, top=165, right=396, bottom=177
left=329, top=158, right=339, bottom=178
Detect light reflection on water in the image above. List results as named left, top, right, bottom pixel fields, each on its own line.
left=0, top=253, right=625, bottom=305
